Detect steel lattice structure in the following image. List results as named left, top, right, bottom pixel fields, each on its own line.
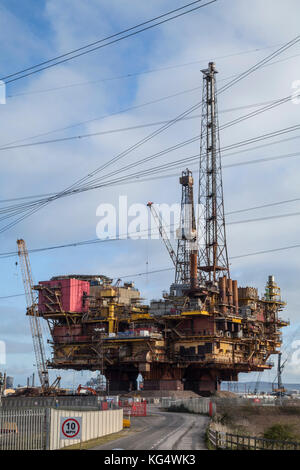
left=198, top=62, right=229, bottom=282
left=17, top=239, right=49, bottom=389
left=175, top=169, right=197, bottom=287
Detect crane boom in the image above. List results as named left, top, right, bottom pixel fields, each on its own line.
left=17, top=239, right=49, bottom=390
left=147, top=202, right=177, bottom=266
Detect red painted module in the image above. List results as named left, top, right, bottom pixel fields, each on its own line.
left=52, top=325, right=90, bottom=344
left=38, top=278, right=90, bottom=313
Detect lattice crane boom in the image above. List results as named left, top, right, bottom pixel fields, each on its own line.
left=147, top=202, right=177, bottom=267
left=17, top=239, right=49, bottom=390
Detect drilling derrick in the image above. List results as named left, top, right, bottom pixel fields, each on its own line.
left=175, top=169, right=198, bottom=291
left=198, top=62, right=229, bottom=282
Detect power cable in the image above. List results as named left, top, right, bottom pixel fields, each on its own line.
left=0, top=123, right=300, bottom=225
left=3, top=241, right=300, bottom=300
left=0, top=91, right=297, bottom=153
left=1, top=33, right=299, bottom=233
left=7, top=42, right=291, bottom=98
left=1, top=1, right=217, bottom=84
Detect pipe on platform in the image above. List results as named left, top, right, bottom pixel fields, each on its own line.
left=219, top=276, right=227, bottom=313
left=232, top=280, right=239, bottom=314
left=227, top=278, right=233, bottom=309
left=108, top=304, right=115, bottom=334
left=190, top=252, right=198, bottom=290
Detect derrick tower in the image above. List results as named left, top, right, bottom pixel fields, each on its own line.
left=175, top=169, right=198, bottom=290
left=198, top=62, right=229, bottom=283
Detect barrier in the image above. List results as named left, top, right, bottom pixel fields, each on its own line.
left=50, top=408, right=123, bottom=449
left=120, top=401, right=147, bottom=417
left=208, top=427, right=300, bottom=450
left=0, top=408, right=48, bottom=450
left=161, top=397, right=216, bottom=416
left=0, top=405, right=123, bottom=450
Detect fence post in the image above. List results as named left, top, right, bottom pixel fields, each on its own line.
left=44, top=408, right=51, bottom=450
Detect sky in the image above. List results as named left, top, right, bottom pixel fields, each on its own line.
left=0, top=0, right=300, bottom=389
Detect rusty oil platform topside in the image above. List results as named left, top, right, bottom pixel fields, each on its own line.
left=35, top=271, right=288, bottom=395
left=31, top=63, right=289, bottom=395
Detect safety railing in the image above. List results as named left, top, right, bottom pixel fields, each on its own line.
left=207, top=428, right=300, bottom=450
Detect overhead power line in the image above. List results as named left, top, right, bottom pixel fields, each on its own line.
left=0, top=122, right=300, bottom=229
left=3, top=242, right=300, bottom=300
left=7, top=42, right=291, bottom=99
left=218, top=34, right=300, bottom=95
left=0, top=85, right=202, bottom=150
left=0, top=87, right=284, bottom=151
left=1, top=146, right=300, bottom=209
left=227, top=196, right=300, bottom=215
left=1, top=199, right=300, bottom=259
left=228, top=211, right=300, bottom=226
left=1, top=0, right=217, bottom=84
left=5, top=46, right=299, bottom=151
left=0, top=32, right=299, bottom=234
left=0, top=90, right=297, bottom=153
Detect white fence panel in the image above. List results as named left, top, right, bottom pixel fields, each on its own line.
left=50, top=408, right=123, bottom=450
left=162, top=397, right=211, bottom=415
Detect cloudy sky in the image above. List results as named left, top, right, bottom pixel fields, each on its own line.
left=0, top=0, right=300, bottom=388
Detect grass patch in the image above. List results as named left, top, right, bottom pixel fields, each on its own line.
left=60, top=429, right=131, bottom=450
left=277, top=406, right=300, bottom=416
left=263, top=424, right=299, bottom=442
left=205, top=427, right=216, bottom=451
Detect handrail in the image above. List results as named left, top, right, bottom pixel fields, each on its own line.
left=208, top=427, right=300, bottom=450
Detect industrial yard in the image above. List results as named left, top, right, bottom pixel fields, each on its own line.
left=0, top=0, right=300, bottom=453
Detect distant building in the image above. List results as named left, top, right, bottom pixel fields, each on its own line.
left=6, top=376, right=13, bottom=389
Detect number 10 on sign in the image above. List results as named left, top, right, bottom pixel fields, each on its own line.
left=60, top=417, right=82, bottom=440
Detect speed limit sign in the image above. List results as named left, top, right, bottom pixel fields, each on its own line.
left=60, top=417, right=82, bottom=439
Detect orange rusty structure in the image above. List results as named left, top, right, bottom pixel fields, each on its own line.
left=34, top=268, right=288, bottom=395
left=31, top=63, right=289, bottom=395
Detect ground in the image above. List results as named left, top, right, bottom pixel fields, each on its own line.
left=92, top=405, right=209, bottom=451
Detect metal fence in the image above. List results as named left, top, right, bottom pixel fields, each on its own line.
left=120, top=401, right=147, bottom=417
left=1, top=395, right=112, bottom=409
left=161, top=397, right=215, bottom=416
left=0, top=406, right=123, bottom=450
left=208, top=428, right=300, bottom=451
left=0, top=408, right=48, bottom=450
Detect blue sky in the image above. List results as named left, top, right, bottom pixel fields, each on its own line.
left=1, top=0, right=300, bottom=388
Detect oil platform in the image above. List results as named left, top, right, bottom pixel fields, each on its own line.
left=24, top=63, right=288, bottom=395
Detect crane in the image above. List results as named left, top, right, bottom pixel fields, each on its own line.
left=147, top=202, right=177, bottom=267
left=76, top=384, right=97, bottom=395
left=253, top=371, right=263, bottom=395
left=148, top=171, right=198, bottom=292
left=17, top=239, right=50, bottom=391
left=272, top=353, right=287, bottom=396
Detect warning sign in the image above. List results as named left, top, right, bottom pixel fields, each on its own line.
left=60, top=417, right=82, bottom=440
